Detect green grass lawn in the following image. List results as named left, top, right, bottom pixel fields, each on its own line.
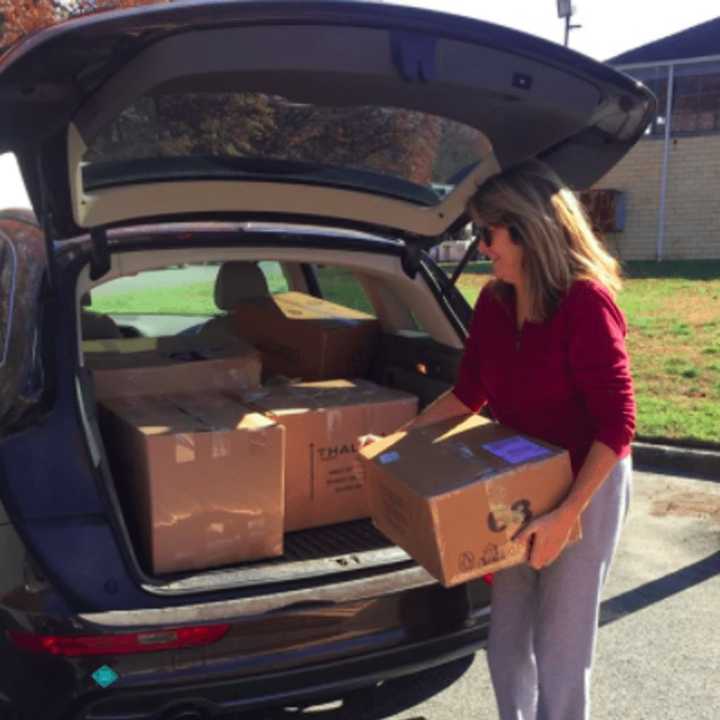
left=91, top=261, right=720, bottom=446
left=453, top=261, right=720, bottom=447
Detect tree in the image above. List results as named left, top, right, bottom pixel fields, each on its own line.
left=0, top=0, right=166, bottom=54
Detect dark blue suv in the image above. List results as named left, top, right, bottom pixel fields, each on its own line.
left=0, top=2, right=653, bottom=718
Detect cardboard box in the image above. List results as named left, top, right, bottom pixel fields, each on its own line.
left=242, top=380, right=418, bottom=532
left=85, top=335, right=262, bottom=399
left=229, top=292, right=379, bottom=380
left=99, top=391, right=285, bottom=574
left=360, top=413, right=579, bottom=587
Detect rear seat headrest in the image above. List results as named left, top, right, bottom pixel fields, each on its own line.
left=214, top=262, right=271, bottom=310
left=81, top=310, right=123, bottom=339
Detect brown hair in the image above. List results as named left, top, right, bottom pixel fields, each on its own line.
left=467, top=160, right=622, bottom=322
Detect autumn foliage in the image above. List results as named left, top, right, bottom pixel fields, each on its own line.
left=0, top=0, right=166, bottom=52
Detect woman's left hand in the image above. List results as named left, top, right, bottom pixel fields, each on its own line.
left=514, top=504, right=579, bottom=570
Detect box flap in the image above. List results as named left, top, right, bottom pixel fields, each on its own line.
left=274, top=292, right=375, bottom=322
left=361, top=413, right=565, bottom=499
left=243, top=379, right=417, bottom=414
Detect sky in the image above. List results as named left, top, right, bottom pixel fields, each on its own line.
left=3, top=0, right=720, bottom=210
left=394, top=0, right=720, bottom=61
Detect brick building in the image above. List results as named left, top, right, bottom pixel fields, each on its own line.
left=596, top=18, right=720, bottom=260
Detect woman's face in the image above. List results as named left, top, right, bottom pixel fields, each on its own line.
left=477, top=224, right=525, bottom=287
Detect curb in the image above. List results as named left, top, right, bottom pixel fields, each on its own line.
left=632, top=441, right=720, bottom=481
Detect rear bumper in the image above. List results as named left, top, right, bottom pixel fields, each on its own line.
left=69, top=618, right=488, bottom=720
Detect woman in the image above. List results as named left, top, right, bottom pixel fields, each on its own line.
left=394, top=160, right=635, bottom=720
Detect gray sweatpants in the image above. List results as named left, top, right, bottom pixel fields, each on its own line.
left=487, top=456, right=633, bottom=720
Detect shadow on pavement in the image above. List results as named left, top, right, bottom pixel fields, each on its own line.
left=236, top=654, right=474, bottom=719
left=600, top=550, right=720, bottom=627
left=228, top=551, right=720, bottom=717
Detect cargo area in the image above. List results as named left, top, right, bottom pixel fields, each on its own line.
left=80, top=254, right=465, bottom=590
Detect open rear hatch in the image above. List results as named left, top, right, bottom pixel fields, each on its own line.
left=0, top=0, right=655, bottom=254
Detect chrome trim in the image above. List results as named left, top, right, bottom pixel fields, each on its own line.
left=142, top=546, right=411, bottom=596
left=79, top=565, right=437, bottom=629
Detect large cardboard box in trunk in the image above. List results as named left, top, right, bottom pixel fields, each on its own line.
left=242, top=380, right=418, bottom=532
left=360, top=413, right=578, bottom=587
left=85, top=335, right=261, bottom=399
left=99, top=391, right=285, bottom=574
left=228, top=292, right=379, bottom=380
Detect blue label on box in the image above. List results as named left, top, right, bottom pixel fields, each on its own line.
left=482, top=437, right=551, bottom=465
left=379, top=450, right=400, bottom=465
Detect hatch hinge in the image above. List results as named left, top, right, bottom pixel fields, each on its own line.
left=89, top=227, right=110, bottom=280
left=391, top=30, right=437, bottom=83
left=401, top=242, right=423, bottom=279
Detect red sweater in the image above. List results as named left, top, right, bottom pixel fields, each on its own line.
left=453, top=279, right=636, bottom=475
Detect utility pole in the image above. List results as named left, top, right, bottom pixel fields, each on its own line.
left=557, top=0, right=582, bottom=47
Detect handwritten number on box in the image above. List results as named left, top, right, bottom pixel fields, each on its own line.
left=487, top=498, right=533, bottom=533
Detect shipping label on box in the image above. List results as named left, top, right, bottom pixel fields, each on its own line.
left=360, top=413, right=579, bottom=587
left=242, top=380, right=418, bottom=531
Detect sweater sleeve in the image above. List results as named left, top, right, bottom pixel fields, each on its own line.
left=453, top=288, right=489, bottom=412
left=567, top=282, right=636, bottom=456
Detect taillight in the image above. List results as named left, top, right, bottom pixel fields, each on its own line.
left=7, top=623, right=229, bottom=656
left=482, top=573, right=494, bottom=585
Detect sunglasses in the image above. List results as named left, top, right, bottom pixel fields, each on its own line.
left=475, top=224, right=495, bottom=247
left=474, top=223, right=520, bottom=247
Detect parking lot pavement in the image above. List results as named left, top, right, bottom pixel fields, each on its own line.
left=245, top=468, right=720, bottom=720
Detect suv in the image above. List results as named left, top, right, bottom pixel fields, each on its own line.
left=0, top=2, right=653, bottom=718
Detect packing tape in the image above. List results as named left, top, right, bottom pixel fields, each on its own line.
left=175, top=433, right=196, bottom=464
left=211, top=431, right=230, bottom=459
left=454, top=442, right=475, bottom=460
left=326, top=409, right=343, bottom=435
left=249, top=433, right=268, bottom=454
left=169, top=397, right=213, bottom=431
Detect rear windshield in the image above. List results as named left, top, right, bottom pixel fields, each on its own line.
left=83, top=92, right=489, bottom=205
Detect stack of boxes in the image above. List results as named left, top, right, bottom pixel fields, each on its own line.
left=89, top=291, right=579, bottom=585
left=86, top=296, right=417, bottom=574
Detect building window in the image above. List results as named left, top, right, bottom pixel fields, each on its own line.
left=631, top=61, right=720, bottom=138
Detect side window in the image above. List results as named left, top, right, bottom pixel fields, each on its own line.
left=89, top=261, right=289, bottom=319
left=258, top=261, right=289, bottom=294
left=426, top=222, right=485, bottom=325
left=89, top=263, right=219, bottom=316
left=313, top=265, right=376, bottom=316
